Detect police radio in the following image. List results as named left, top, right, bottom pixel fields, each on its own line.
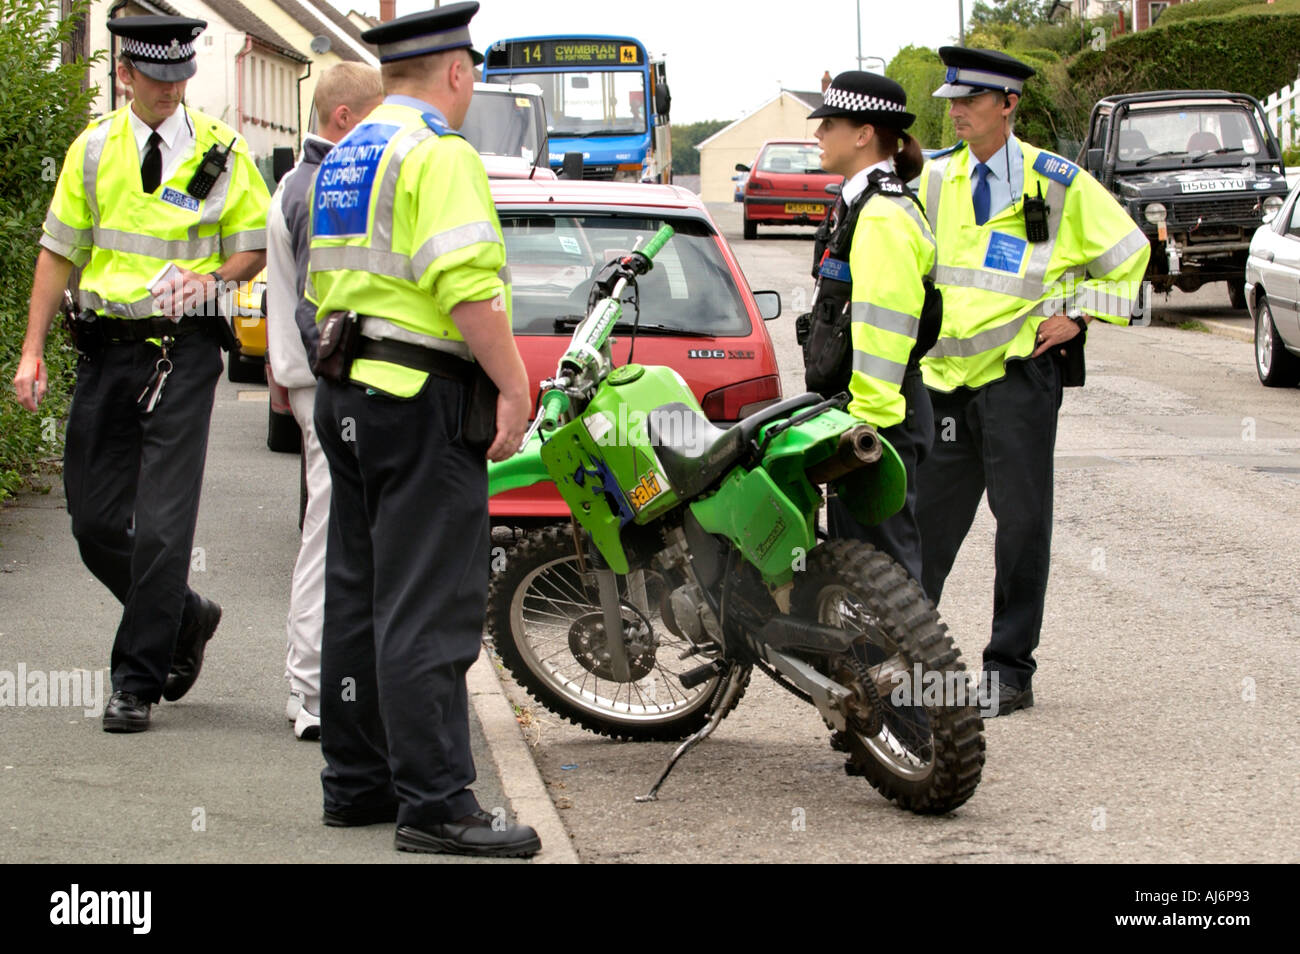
left=187, top=137, right=236, bottom=200
left=1023, top=183, right=1049, bottom=243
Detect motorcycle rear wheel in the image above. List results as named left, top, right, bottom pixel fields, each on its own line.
left=486, top=524, right=745, bottom=741
left=793, top=540, right=985, bottom=814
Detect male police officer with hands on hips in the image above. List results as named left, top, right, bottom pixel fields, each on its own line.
left=915, top=48, right=1149, bottom=716
left=308, top=3, right=539, bottom=856
left=12, top=15, right=269, bottom=733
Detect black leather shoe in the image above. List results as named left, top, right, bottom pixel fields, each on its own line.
left=102, top=691, right=151, bottom=733
left=987, top=682, right=1034, bottom=718
left=323, top=803, right=399, bottom=827
left=164, top=597, right=221, bottom=702
left=395, top=811, right=542, bottom=858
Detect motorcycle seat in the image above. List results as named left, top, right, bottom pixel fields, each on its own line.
left=648, top=393, right=826, bottom=499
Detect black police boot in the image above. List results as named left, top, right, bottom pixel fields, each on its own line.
left=164, top=597, right=221, bottom=702
left=103, top=691, right=151, bottom=733
left=395, top=811, right=542, bottom=858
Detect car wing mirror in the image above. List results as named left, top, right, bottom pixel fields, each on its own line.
left=752, top=290, right=781, bottom=321
left=1086, top=148, right=1103, bottom=173
left=735, top=162, right=750, bottom=173
left=824, top=182, right=842, bottom=196
left=560, top=151, right=584, bottom=179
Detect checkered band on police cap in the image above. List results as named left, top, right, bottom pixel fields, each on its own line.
left=822, top=84, right=906, bottom=115
left=121, top=36, right=194, bottom=63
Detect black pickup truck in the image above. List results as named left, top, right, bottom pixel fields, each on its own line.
left=1076, top=90, right=1290, bottom=309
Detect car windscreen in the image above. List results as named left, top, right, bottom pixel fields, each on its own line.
left=460, top=91, right=543, bottom=162
left=1115, top=105, right=1269, bottom=164
left=501, top=214, right=751, bottom=337
left=489, top=72, right=647, bottom=138
left=758, top=144, right=823, bottom=175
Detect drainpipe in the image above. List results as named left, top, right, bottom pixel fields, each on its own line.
left=107, top=0, right=128, bottom=112
left=235, top=35, right=253, bottom=134
left=295, top=58, right=312, bottom=153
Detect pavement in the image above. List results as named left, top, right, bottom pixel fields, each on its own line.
left=0, top=376, right=576, bottom=864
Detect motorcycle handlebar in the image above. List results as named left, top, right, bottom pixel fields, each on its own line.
left=537, top=388, right=570, bottom=432
left=640, top=224, right=674, bottom=261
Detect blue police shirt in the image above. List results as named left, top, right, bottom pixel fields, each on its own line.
left=970, top=134, right=1024, bottom=220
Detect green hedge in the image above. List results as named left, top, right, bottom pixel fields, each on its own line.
left=1155, top=0, right=1300, bottom=26
left=0, top=0, right=101, bottom=500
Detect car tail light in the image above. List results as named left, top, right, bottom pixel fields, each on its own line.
left=747, top=175, right=769, bottom=191
left=701, top=375, right=782, bottom=420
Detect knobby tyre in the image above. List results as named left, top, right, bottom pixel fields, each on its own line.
left=793, top=539, right=984, bottom=814
left=485, top=524, right=746, bottom=741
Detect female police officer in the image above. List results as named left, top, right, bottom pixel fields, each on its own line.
left=804, top=72, right=938, bottom=585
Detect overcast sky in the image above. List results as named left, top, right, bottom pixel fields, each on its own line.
left=326, top=1, right=970, bottom=124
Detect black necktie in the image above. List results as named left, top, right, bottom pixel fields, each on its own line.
left=141, top=131, right=162, bottom=193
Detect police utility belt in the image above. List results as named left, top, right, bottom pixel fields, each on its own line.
left=316, top=310, right=498, bottom=450
left=64, top=309, right=233, bottom=355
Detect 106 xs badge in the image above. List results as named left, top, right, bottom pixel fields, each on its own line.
left=688, top=348, right=755, bottom=359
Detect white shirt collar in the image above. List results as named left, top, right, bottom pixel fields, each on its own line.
left=970, top=134, right=1018, bottom=180
left=127, top=103, right=187, bottom=152
left=840, top=158, right=894, bottom=206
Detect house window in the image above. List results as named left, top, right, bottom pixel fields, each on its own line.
left=1149, top=1, right=1170, bottom=24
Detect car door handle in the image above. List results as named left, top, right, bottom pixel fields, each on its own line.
left=1259, top=250, right=1275, bottom=263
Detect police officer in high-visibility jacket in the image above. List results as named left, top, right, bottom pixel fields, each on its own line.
left=805, top=72, right=938, bottom=585
left=307, top=3, right=539, bottom=857
left=915, top=48, right=1150, bottom=716
left=11, top=15, right=269, bottom=733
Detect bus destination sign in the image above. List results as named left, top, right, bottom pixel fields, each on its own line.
left=493, top=39, right=643, bottom=68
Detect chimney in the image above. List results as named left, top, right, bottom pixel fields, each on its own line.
left=821, top=70, right=832, bottom=93
left=380, top=0, right=396, bottom=22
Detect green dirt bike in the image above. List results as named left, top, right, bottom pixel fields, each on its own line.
left=486, top=225, right=984, bottom=813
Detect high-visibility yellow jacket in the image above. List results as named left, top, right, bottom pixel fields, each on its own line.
left=307, top=98, right=510, bottom=397
left=40, top=105, right=269, bottom=317
left=917, top=139, right=1149, bottom=392
left=846, top=188, right=936, bottom=428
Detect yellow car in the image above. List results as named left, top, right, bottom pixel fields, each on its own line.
left=227, top=268, right=268, bottom=383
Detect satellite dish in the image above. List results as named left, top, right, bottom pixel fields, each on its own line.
left=309, top=35, right=331, bottom=54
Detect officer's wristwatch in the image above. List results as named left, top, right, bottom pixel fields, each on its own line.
left=1068, top=311, right=1088, bottom=336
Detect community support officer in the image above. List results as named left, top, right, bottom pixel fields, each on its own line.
left=266, top=62, right=383, bottom=742
left=12, top=15, right=269, bottom=733
left=804, top=71, right=938, bottom=585
left=306, top=3, right=540, bottom=857
left=914, top=47, right=1149, bottom=716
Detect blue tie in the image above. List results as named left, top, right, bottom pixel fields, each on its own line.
left=972, top=162, right=991, bottom=226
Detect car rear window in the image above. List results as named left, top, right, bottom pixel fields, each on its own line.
left=758, top=144, right=822, bottom=174
left=501, top=214, right=752, bottom=337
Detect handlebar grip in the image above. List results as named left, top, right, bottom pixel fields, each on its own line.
left=538, top=389, right=570, bottom=431
left=640, top=224, right=675, bottom=261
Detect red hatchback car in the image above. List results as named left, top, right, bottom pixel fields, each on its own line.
left=489, top=177, right=784, bottom=526
left=737, top=139, right=840, bottom=240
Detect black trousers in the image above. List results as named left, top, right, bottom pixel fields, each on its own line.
left=916, top=354, right=1062, bottom=692
left=827, top=367, right=933, bottom=585
left=314, top=374, right=488, bottom=828
left=62, top=335, right=222, bottom=702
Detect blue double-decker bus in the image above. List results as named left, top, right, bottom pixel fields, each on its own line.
left=482, top=35, right=672, bottom=183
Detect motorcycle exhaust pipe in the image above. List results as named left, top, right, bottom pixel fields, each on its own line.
left=805, top=424, right=882, bottom=485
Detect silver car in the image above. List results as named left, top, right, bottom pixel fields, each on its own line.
left=1246, top=181, right=1300, bottom=386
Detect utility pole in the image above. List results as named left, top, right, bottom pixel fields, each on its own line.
left=959, top=0, right=966, bottom=45
left=856, top=0, right=863, bottom=69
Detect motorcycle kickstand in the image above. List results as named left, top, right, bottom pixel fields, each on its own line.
left=634, top=663, right=747, bottom=803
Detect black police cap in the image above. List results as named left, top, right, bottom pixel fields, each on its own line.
left=808, top=71, right=915, bottom=130
left=934, top=47, right=1035, bottom=98
left=361, top=1, right=484, bottom=66
left=107, top=15, right=207, bottom=83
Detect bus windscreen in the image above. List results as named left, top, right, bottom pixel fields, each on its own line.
left=490, top=71, right=647, bottom=138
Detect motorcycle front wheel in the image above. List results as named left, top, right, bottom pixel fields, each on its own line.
left=793, top=540, right=985, bottom=814
left=485, top=524, right=744, bottom=741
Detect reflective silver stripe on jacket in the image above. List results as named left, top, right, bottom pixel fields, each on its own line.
left=411, top=221, right=500, bottom=279
left=1086, top=227, right=1147, bottom=278
left=927, top=314, right=1026, bottom=359
left=310, top=245, right=413, bottom=280
left=92, top=227, right=220, bottom=261
left=923, top=155, right=950, bottom=233
left=78, top=288, right=160, bottom=318
left=43, top=210, right=91, bottom=250
left=372, top=126, right=435, bottom=251
left=851, top=301, right=919, bottom=339
left=360, top=316, right=472, bottom=360
left=82, top=121, right=112, bottom=226
left=931, top=265, right=1046, bottom=300
left=498, top=265, right=511, bottom=284
left=852, top=350, right=908, bottom=386
left=224, top=228, right=267, bottom=253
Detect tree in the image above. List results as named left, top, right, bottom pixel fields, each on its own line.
left=671, top=119, right=728, bottom=175
left=970, top=0, right=1055, bottom=28
left=0, top=0, right=102, bottom=498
